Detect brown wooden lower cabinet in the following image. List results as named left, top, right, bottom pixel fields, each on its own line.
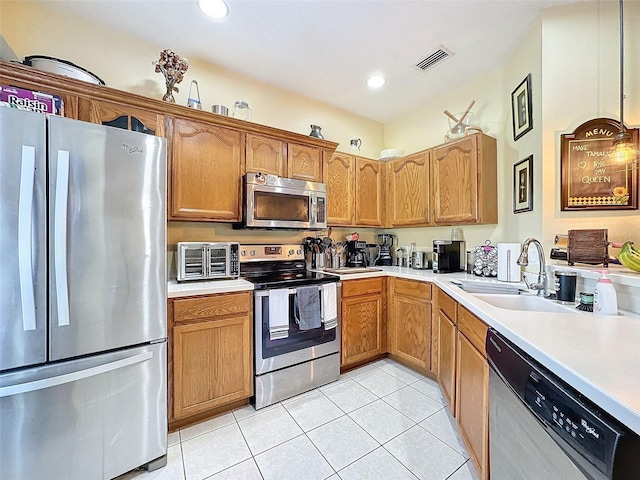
left=438, top=310, right=457, bottom=410
left=387, top=278, right=432, bottom=372
left=169, top=292, right=253, bottom=428
left=341, top=278, right=385, bottom=367
left=455, top=306, right=490, bottom=480
left=437, top=289, right=458, bottom=410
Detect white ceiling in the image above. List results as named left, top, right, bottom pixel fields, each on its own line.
left=46, top=0, right=583, bottom=122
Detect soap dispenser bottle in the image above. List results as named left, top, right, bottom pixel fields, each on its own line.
left=593, top=269, right=618, bottom=315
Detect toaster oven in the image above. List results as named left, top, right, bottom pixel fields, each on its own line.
left=176, top=242, right=240, bottom=281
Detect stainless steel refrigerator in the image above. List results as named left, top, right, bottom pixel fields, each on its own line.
left=0, top=107, right=168, bottom=480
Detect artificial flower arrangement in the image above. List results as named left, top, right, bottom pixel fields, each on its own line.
left=154, top=49, right=189, bottom=102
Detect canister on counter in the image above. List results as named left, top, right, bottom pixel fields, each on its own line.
left=555, top=271, right=577, bottom=303
left=466, top=251, right=475, bottom=273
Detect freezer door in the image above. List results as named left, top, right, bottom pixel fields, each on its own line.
left=0, top=342, right=167, bottom=480
left=0, top=108, right=47, bottom=371
left=48, top=116, right=167, bottom=360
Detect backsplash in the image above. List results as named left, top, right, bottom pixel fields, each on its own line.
left=166, top=222, right=383, bottom=280
left=547, top=265, right=640, bottom=316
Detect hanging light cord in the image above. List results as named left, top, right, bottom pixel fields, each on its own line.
left=618, top=0, right=625, bottom=134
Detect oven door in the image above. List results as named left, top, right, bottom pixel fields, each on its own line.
left=205, top=243, right=239, bottom=278
left=245, top=183, right=326, bottom=230
left=254, top=284, right=340, bottom=375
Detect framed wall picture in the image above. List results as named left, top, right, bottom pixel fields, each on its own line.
left=511, top=74, right=533, bottom=141
left=560, top=118, right=638, bottom=210
left=514, top=155, right=533, bottom=213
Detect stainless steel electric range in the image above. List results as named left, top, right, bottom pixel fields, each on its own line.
left=240, top=244, right=341, bottom=409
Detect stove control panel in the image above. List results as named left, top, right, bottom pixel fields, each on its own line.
left=239, top=244, right=304, bottom=262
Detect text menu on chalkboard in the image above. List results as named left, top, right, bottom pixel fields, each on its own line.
left=560, top=118, right=638, bottom=210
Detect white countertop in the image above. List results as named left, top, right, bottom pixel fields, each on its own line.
left=167, top=278, right=254, bottom=298
left=168, top=267, right=640, bottom=435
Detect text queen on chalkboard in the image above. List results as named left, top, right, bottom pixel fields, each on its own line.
left=560, top=118, right=639, bottom=211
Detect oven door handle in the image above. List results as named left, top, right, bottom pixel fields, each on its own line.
left=253, top=283, right=340, bottom=297
left=254, top=288, right=298, bottom=297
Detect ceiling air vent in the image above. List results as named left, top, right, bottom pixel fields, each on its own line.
left=413, top=46, right=453, bottom=72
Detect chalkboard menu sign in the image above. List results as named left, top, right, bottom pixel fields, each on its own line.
left=560, top=118, right=638, bottom=211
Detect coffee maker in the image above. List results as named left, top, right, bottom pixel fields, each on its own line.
left=375, top=234, right=396, bottom=266
left=432, top=240, right=465, bottom=273
left=345, top=240, right=368, bottom=267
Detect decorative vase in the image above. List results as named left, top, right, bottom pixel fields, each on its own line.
left=162, top=83, right=176, bottom=103
left=309, top=125, right=324, bottom=139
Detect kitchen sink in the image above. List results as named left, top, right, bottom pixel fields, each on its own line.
left=472, top=293, right=578, bottom=314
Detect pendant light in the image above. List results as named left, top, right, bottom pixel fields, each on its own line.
left=605, top=0, right=639, bottom=172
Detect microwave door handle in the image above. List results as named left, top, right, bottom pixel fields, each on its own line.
left=310, top=195, right=317, bottom=224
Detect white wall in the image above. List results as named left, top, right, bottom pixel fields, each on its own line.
left=540, top=0, right=640, bottom=252
left=384, top=19, right=544, bottom=253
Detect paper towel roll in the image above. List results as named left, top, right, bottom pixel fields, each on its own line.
left=498, top=243, right=521, bottom=282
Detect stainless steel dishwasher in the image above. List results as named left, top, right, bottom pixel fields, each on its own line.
left=486, top=329, right=640, bottom=480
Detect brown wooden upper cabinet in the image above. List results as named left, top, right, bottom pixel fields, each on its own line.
left=287, top=143, right=323, bottom=182
left=245, top=133, right=287, bottom=177
left=169, top=118, right=244, bottom=221
left=78, top=98, right=165, bottom=136
left=355, top=157, right=384, bottom=226
left=245, top=135, right=324, bottom=182
left=387, top=151, right=430, bottom=227
left=324, top=152, right=355, bottom=226
left=431, top=133, right=497, bottom=225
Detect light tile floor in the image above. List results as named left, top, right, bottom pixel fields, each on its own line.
left=117, top=358, right=479, bottom=480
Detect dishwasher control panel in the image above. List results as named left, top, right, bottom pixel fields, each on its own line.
left=525, top=371, right=619, bottom=476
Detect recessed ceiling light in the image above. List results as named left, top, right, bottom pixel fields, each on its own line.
left=366, top=75, right=386, bottom=89
left=197, top=0, right=229, bottom=19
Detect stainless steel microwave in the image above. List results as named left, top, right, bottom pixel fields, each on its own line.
left=238, top=172, right=327, bottom=230
left=176, top=242, right=240, bottom=281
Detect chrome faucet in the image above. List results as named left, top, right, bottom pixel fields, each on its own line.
left=517, top=238, right=547, bottom=296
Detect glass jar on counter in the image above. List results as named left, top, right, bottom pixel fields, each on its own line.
left=233, top=100, right=252, bottom=121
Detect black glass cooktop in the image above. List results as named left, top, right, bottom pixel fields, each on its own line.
left=242, top=270, right=339, bottom=290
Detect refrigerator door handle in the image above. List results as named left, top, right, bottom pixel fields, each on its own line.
left=18, top=145, right=37, bottom=331
left=54, top=150, right=71, bottom=327
left=0, top=350, right=154, bottom=398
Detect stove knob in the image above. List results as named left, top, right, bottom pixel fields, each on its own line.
left=289, top=249, right=295, bottom=256
left=240, top=250, right=246, bottom=256
left=297, top=249, right=302, bottom=255
left=250, top=250, right=256, bottom=256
